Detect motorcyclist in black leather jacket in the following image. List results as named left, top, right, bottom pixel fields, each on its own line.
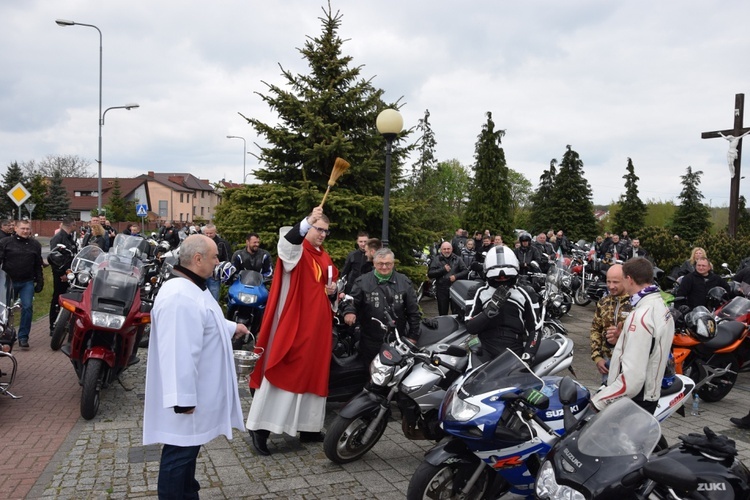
left=231, top=232, right=273, bottom=278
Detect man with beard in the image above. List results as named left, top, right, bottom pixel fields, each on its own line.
left=232, top=232, right=273, bottom=278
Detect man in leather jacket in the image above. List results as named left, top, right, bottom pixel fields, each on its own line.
left=533, top=232, right=555, bottom=272
left=674, top=257, right=730, bottom=311
left=342, top=248, right=422, bottom=365
left=428, top=241, right=469, bottom=315
left=48, top=217, right=78, bottom=333
left=340, top=231, right=370, bottom=293
left=231, top=232, right=273, bottom=279
left=514, top=233, right=542, bottom=275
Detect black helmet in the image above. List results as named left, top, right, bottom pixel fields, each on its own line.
left=518, top=232, right=532, bottom=244
left=685, top=306, right=717, bottom=340
left=669, top=306, right=685, bottom=330
left=706, top=286, right=728, bottom=310
left=47, top=245, right=73, bottom=272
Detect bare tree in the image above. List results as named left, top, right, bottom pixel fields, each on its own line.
left=21, top=154, right=93, bottom=178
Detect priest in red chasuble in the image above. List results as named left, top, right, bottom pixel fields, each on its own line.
left=246, top=205, right=339, bottom=455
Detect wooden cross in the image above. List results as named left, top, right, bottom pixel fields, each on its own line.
left=701, top=93, right=750, bottom=237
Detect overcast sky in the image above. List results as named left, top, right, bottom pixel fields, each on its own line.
left=2, top=0, right=750, bottom=206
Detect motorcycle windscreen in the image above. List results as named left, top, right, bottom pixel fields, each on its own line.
left=0, top=270, right=11, bottom=326
left=238, top=270, right=263, bottom=286
left=90, top=269, right=139, bottom=316
left=577, top=398, right=661, bottom=457
left=716, top=296, right=750, bottom=321
left=461, top=349, right=544, bottom=396
left=71, top=245, right=104, bottom=273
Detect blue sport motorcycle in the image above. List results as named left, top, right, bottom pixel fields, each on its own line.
left=226, top=269, right=269, bottom=349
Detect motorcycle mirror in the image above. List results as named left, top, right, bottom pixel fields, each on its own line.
left=722, top=262, right=729, bottom=269
left=558, top=376, right=578, bottom=405
left=640, top=456, right=698, bottom=492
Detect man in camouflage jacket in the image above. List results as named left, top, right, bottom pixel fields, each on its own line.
left=590, top=264, right=632, bottom=383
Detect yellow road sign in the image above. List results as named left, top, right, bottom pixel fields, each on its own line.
left=7, top=183, right=30, bottom=206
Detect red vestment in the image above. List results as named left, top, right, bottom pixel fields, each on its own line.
left=249, top=238, right=337, bottom=396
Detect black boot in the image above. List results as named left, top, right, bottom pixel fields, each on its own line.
left=730, top=412, right=750, bottom=429
left=249, top=429, right=271, bottom=455
left=299, top=431, right=325, bottom=443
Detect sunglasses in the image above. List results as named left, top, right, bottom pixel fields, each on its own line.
left=312, top=225, right=330, bottom=236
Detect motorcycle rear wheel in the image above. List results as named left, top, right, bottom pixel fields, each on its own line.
left=50, top=309, right=71, bottom=351
left=323, top=408, right=389, bottom=464
left=407, top=460, right=493, bottom=500
left=696, top=354, right=739, bottom=403
left=573, top=286, right=591, bottom=306
left=81, top=358, right=105, bottom=420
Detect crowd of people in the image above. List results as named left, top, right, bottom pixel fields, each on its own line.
left=5, top=214, right=750, bottom=496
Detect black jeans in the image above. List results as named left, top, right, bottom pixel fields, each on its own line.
left=158, top=444, right=201, bottom=500
left=49, top=272, right=69, bottom=331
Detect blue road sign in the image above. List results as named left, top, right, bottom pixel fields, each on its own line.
left=136, top=204, right=148, bottom=217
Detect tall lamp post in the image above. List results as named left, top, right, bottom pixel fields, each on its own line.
left=376, top=109, right=403, bottom=247
left=56, top=19, right=139, bottom=213
left=226, top=135, right=246, bottom=183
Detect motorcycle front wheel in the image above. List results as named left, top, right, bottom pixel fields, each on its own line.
left=407, top=460, right=494, bottom=500
left=50, top=309, right=72, bottom=351
left=324, top=408, right=389, bottom=464
left=573, top=285, right=591, bottom=306
left=81, top=358, right=105, bottom=420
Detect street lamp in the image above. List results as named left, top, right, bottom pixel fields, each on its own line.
left=226, top=135, right=246, bottom=183
left=376, top=109, right=403, bottom=247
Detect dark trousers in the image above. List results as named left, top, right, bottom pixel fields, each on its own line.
left=49, top=273, right=69, bottom=331
left=436, top=286, right=456, bottom=316
left=158, top=444, right=201, bottom=500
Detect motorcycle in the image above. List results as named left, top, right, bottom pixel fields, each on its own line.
left=58, top=234, right=154, bottom=419
left=569, top=247, right=593, bottom=306
left=226, top=269, right=269, bottom=350
left=536, top=397, right=750, bottom=499
left=414, top=248, right=436, bottom=302
left=407, top=351, right=591, bottom=499
left=408, top=349, right=695, bottom=499
left=50, top=245, right=104, bottom=350
left=0, top=270, right=20, bottom=399
left=672, top=304, right=748, bottom=402
left=324, top=311, right=575, bottom=464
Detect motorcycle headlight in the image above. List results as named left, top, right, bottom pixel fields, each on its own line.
left=535, top=460, right=585, bottom=500
left=443, top=387, right=480, bottom=422
left=78, top=273, right=91, bottom=286
left=370, top=357, right=395, bottom=386
left=92, top=311, right=126, bottom=330
left=561, top=274, right=571, bottom=288
left=238, top=292, right=259, bottom=304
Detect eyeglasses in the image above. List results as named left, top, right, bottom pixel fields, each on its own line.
left=312, top=226, right=330, bottom=236
left=374, top=261, right=394, bottom=268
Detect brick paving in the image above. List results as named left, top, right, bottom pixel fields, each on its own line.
left=2, top=301, right=750, bottom=499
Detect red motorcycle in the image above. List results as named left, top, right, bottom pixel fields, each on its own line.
left=59, top=235, right=153, bottom=419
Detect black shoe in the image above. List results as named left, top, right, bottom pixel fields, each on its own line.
left=730, top=415, right=750, bottom=429
left=249, top=430, right=271, bottom=456
left=299, top=431, right=325, bottom=443
left=19, top=339, right=29, bottom=348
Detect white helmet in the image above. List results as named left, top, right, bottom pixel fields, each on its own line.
left=484, top=245, right=519, bottom=280
left=213, top=261, right=236, bottom=283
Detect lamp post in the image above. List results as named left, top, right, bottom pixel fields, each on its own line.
left=376, top=109, right=403, bottom=247
left=226, top=135, right=246, bottom=183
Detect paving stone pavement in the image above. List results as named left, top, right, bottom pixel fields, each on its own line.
left=3, top=300, right=750, bottom=499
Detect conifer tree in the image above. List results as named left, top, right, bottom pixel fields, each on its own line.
left=0, top=162, right=25, bottom=219
left=528, top=159, right=558, bottom=234
left=46, top=170, right=71, bottom=220
left=28, top=173, right=48, bottom=220
left=222, top=4, right=422, bottom=266
left=548, top=145, right=597, bottom=240
left=463, top=112, right=512, bottom=237
left=669, top=166, right=711, bottom=243
left=104, top=178, right=133, bottom=223
left=612, top=157, right=646, bottom=236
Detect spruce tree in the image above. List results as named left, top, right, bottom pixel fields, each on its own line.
left=104, top=178, right=133, bottom=223
left=463, top=112, right=512, bottom=238
left=46, top=170, right=71, bottom=220
left=612, top=157, right=647, bottom=236
left=223, top=4, right=421, bottom=266
left=528, top=159, right=558, bottom=234
left=548, top=145, right=597, bottom=240
left=669, top=166, right=711, bottom=243
left=28, top=173, right=48, bottom=220
left=0, top=162, right=25, bottom=219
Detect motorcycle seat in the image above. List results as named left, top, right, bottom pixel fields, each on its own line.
left=660, top=374, right=684, bottom=397
left=418, top=316, right=461, bottom=348
left=534, top=338, right=560, bottom=364
left=702, top=320, right=745, bottom=350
